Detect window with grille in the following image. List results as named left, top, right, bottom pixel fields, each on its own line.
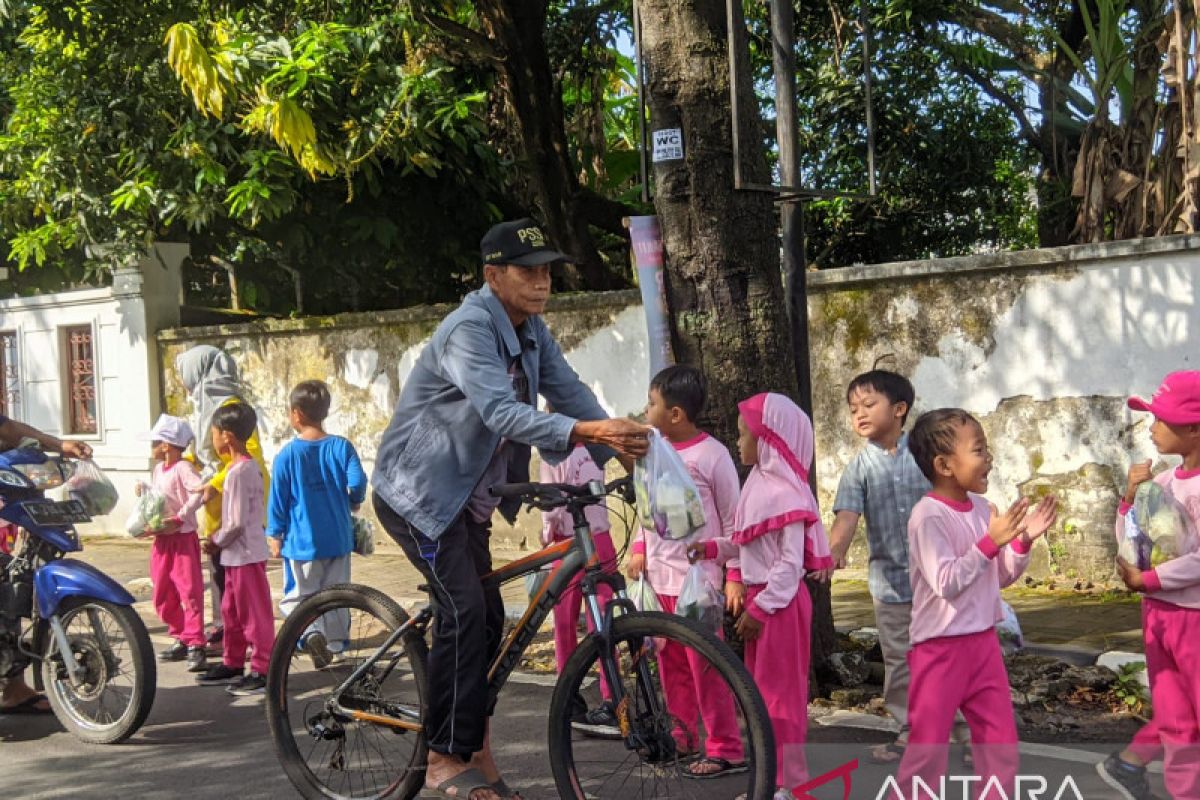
left=0, top=332, right=18, bottom=419
left=63, top=325, right=97, bottom=435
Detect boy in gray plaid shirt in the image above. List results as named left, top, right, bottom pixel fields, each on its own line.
left=829, top=370, right=968, bottom=764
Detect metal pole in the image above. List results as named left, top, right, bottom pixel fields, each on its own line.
left=726, top=0, right=746, bottom=190
left=861, top=0, right=878, bottom=196
left=771, top=0, right=813, bottom=414
left=633, top=0, right=650, bottom=203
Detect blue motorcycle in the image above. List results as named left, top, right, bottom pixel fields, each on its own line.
left=0, top=448, right=155, bottom=743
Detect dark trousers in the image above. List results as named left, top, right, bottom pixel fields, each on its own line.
left=373, top=492, right=504, bottom=757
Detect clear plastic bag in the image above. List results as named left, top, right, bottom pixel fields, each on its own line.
left=995, top=600, right=1024, bottom=654
left=676, top=562, right=724, bottom=632
left=525, top=565, right=550, bottom=603
left=352, top=516, right=375, bottom=556
left=1120, top=481, right=1191, bottom=569
left=633, top=429, right=706, bottom=540
left=125, top=482, right=166, bottom=537
left=627, top=575, right=662, bottom=613
left=66, top=459, right=119, bottom=516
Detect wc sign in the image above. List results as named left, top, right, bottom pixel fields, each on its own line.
left=652, top=127, right=683, bottom=163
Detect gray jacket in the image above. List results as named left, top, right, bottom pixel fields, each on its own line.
left=372, top=285, right=614, bottom=539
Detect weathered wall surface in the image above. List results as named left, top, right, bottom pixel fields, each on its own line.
left=157, top=290, right=649, bottom=553
left=809, top=235, right=1200, bottom=583
left=156, top=235, right=1200, bottom=581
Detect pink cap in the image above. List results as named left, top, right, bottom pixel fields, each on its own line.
left=1128, top=371, right=1200, bottom=425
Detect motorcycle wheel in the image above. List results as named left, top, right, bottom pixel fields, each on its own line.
left=41, top=597, right=156, bottom=744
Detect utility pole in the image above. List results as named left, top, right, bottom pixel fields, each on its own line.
left=771, top=0, right=812, bottom=416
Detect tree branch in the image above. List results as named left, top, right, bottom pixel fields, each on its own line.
left=409, top=2, right=502, bottom=64
left=955, top=59, right=1045, bottom=152
left=577, top=187, right=636, bottom=238
left=948, top=5, right=1039, bottom=62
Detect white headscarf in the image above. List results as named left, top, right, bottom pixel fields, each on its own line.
left=175, top=345, right=243, bottom=466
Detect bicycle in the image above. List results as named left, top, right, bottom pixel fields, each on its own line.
left=266, top=475, right=775, bottom=800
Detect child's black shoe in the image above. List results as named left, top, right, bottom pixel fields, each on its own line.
left=195, top=663, right=243, bottom=686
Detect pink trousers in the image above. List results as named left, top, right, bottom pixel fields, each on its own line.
left=553, top=531, right=616, bottom=699
left=221, top=561, right=276, bottom=675
left=745, top=584, right=810, bottom=788
left=1127, top=599, right=1200, bottom=798
left=658, top=593, right=745, bottom=763
left=899, top=629, right=1018, bottom=799
left=151, top=532, right=205, bottom=647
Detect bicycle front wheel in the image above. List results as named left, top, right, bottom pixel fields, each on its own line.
left=266, top=584, right=429, bottom=800
left=549, top=611, right=775, bottom=800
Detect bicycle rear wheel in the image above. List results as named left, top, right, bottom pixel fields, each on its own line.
left=266, top=584, right=429, bottom=800
left=549, top=611, right=775, bottom=800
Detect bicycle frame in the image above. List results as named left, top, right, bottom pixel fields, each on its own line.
left=329, top=488, right=651, bottom=740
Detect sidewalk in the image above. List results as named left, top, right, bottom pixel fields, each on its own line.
left=82, top=537, right=1145, bottom=653
left=831, top=576, right=1145, bottom=654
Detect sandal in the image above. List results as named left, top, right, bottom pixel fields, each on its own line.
left=870, top=741, right=905, bottom=764
left=490, top=778, right=523, bottom=799
left=419, top=768, right=496, bottom=799
left=683, top=757, right=749, bottom=780
left=0, top=694, right=52, bottom=715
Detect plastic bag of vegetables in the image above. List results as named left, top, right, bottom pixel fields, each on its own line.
left=125, top=483, right=167, bottom=537
left=1119, top=481, right=1193, bottom=570
left=632, top=429, right=706, bottom=540
left=66, top=459, right=119, bottom=517
left=675, top=563, right=724, bottom=633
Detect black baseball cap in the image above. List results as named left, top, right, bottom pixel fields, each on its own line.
left=480, top=218, right=575, bottom=267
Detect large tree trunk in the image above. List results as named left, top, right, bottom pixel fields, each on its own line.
left=476, top=1, right=625, bottom=290
left=639, top=0, right=835, bottom=681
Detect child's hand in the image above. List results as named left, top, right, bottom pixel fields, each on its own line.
left=808, top=567, right=834, bottom=584
left=685, top=543, right=708, bottom=563
left=202, top=538, right=218, bottom=556
left=133, top=483, right=144, bottom=498
left=725, top=580, right=745, bottom=616
left=987, top=498, right=1029, bottom=548
left=199, top=484, right=218, bottom=504
left=626, top=553, right=646, bottom=580
left=268, top=537, right=282, bottom=559
left=1125, top=460, right=1153, bottom=505
left=1116, top=557, right=1147, bottom=592
left=735, top=610, right=764, bottom=641
left=1019, top=496, right=1058, bottom=544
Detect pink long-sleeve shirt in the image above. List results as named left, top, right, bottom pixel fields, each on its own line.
left=633, top=433, right=739, bottom=597
left=539, top=444, right=611, bottom=544
left=150, top=459, right=205, bottom=534
left=1116, top=467, right=1200, bottom=608
left=907, top=493, right=1031, bottom=646
left=211, top=458, right=269, bottom=567
left=709, top=520, right=809, bottom=622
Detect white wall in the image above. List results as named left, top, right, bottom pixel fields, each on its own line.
left=0, top=245, right=185, bottom=534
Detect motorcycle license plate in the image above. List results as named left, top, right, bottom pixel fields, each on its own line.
left=24, top=499, right=91, bottom=526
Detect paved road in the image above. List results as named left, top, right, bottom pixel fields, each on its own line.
left=0, top=540, right=1163, bottom=798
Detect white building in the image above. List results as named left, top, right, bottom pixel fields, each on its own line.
left=0, top=244, right=187, bottom=533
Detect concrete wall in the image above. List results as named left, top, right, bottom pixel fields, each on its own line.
left=808, top=234, right=1200, bottom=583
left=157, top=290, right=650, bottom=552
left=0, top=244, right=186, bottom=532
left=154, top=235, right=1200, bottom=580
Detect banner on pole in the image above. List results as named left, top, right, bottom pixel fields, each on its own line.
left=628, top=216, right=674, bottom=378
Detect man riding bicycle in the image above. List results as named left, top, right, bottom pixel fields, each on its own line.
left=372, top=218, right=649, bottom=800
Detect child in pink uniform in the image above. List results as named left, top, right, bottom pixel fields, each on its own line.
left=140, top=414, right=207, bottom=673
left=627, top=365, right=746, bottom=777
left=540, top=441, right=620, bottom=736
left=698, top=392, right=833, bottom=797
left=899, top=409, right=1057, bottom=798
left=1097, top=371, right=1200, bottom=800
left=195, top=403, right=276, bottom=697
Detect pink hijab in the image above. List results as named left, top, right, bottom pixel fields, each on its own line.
left=733, top=392, right=832, bottom=571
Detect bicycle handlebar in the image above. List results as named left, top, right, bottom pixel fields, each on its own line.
left=488, top=475, right=633, bottom=509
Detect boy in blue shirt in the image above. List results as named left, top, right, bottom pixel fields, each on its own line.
left=268, top=380, right=367, bottom=667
